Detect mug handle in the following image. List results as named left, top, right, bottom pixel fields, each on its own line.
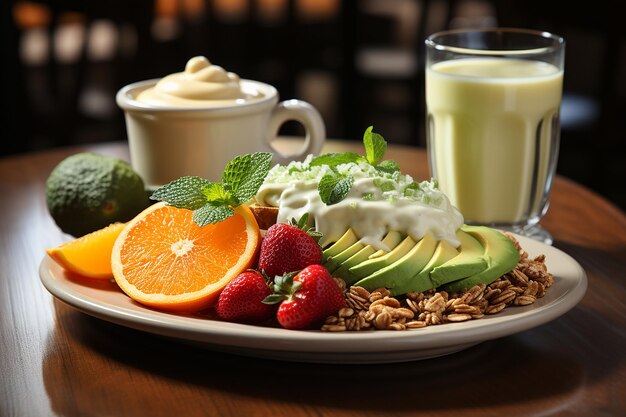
left=266, top=99, right=326, bottom=164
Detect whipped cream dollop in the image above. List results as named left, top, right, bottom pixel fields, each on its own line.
left=136, top=56, right=263, bottom=107
left=255, top=156, right=464, bottom=249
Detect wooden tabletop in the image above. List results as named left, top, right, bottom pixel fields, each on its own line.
left=1, top=141, right=625, bottom=417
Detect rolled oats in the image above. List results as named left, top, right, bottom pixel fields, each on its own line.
left=369, top=287, right=390, bottom=302
left=388, top=323, right=406, bottom=331
left=425, top=293, right=446, bottom=312
left=321, top=324, right=347, bottom=332
left=446, top=313, right=472, bottom=322
left=486, top=303, right=506, bottom=314
left=405, top=298, right=420, bottom=313
left=405, top=320, right=427, bottom=329
left=346, top=286, right=371, bottom=311
left=514, top=294, right=537, bottom=306
left=452, top=303, right=480, bottom=315
left=371, top=296, right=401, bottom=309
left=374, top=311, right=392, bottom=330
left=489, top=288, right=517, bottom=305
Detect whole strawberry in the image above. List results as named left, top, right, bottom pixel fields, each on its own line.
left=216, top=270, right=276, bottom=323
left=258, top=213, right=323, bottom=277
left=263, top=265, right=345, bottom=330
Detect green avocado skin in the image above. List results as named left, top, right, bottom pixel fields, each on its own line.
left=46, top=153, right=149, bottom=237
left=390, top=239, right=458, bottom=296
left=442, top=225, right=520, bottom=293
left=429, top=230, right=488, bottom=287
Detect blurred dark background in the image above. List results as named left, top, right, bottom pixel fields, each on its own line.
left=2, top=0, right=625, bottom=210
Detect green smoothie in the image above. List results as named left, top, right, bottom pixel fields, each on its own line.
left=426, top=58, right=563, bottom=225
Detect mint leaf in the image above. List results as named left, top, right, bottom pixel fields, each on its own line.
left=203, top=182, right=237, bottom=206
left=363, top=126, right=387, bottom=165
left=192, top=204, right=234, bottom=227
left=222, top=152, right=273, bottom=203
left=310, top=152, right=364, bottom=167
left=373, top=178, right=395, bottom=192
left=318, top=173, right=354, bottom=205
left=403, top=182, right=421, bottom=196
left=376, top=159, right=400, bottom=174
left=152, top=152, right=272, bottom=227
left=150, top=176, right=213, bottom=210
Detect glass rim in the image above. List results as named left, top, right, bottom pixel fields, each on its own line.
left=425, top=27, right=564, bottom=56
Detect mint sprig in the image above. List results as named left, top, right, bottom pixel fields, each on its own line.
left=150, top=152, right=273, bottom=226
left=375, top=159, right=400, bottom=174
left=310, top=126, right=399, bottom=206
left=309, top=152, right=364, bottom=168
left=363, top=126, right=386, bottom=165
left=222, top=153, right=274, bottom=202
left=318, top=171, right=354, bottom=205
left=149, top=176, right=213, bottom=210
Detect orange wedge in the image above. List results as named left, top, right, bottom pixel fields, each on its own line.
left=47, top=222, right=126, bottom=279
left=111, top=202, right=260, bottom=312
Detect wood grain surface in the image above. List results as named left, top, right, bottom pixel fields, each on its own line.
left=1, top=141, right=625, bottom=417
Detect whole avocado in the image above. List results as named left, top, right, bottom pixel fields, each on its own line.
left=46, top=153, right=149, bottom=237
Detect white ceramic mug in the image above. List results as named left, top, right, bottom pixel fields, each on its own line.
left=116, top=79, right=325, bottom=188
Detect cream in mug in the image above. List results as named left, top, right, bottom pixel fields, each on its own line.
left=136, top=56, right=264, bottom=107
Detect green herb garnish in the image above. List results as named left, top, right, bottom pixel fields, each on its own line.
left=309, top=126, right=400, bottom=205
left=309, top=152, right=363, bottom=168
left=363, top=125, right=386, bottom=165
left=318, top=171, right=354, bottom=205
left=150, top=152, right=273, bottom=226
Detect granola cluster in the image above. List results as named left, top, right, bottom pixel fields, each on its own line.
left=321, top=233, right=554, bottom=332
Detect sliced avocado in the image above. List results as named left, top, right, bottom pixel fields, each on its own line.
left=348, top=236, right=416, bottom=280
left=369, top=248, right=387, bottom=259
left=333, top=231, right=403, bottom=284
left=390, top=240, right=459, bottom=296
left=430, top=229, right=488, bottom=287
left=355, top=233, right=437, bottom=291
left=332, top=246, right=377, bottom=283
left=442, top=226, right=520, bottom=293
left=367, top=232, right=403, bottom=259
left=323, top=241, right=365, bottom=273
left=365, top=231, right=404, bottom=260
left=322, top=229, right=358, bottom=262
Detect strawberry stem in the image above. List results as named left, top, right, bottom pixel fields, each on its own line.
left=262, top=271, right=301, bottom=305
left=288, top=213, right=323, bottom=243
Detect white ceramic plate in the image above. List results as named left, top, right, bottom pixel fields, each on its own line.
left=39, top=235, right=587, bottom=364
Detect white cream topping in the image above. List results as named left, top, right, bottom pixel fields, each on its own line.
left=136, top=56, right=264, bottom=107
left=255, top=156, right=464, bottom=249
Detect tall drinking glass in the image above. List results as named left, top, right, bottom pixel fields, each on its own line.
left=425, top=28, right=565, bottom=244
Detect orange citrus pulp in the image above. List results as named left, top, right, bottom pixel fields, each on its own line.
left=111, top=202, right=260, bottom=312
left=47, top=222, right=125, bottom=279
